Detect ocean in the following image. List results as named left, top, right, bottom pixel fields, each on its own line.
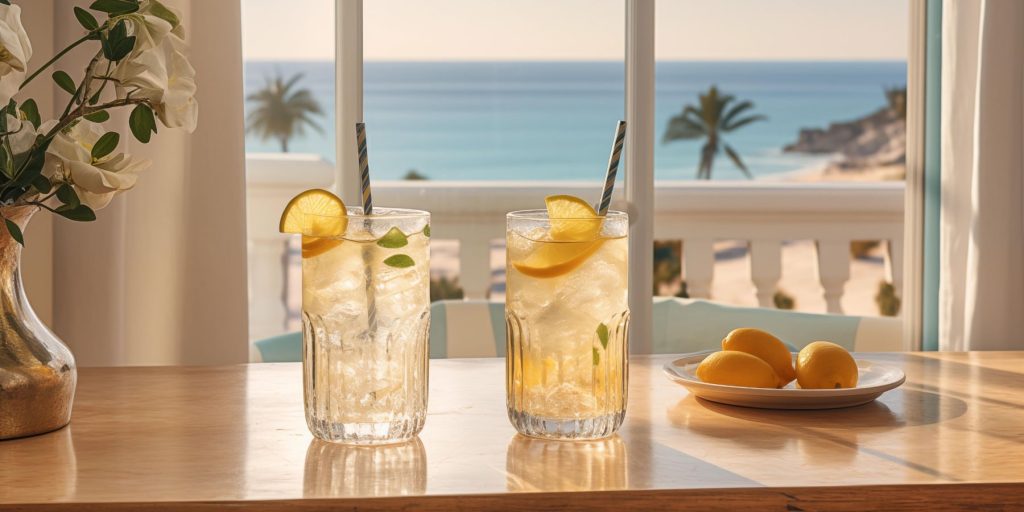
left=243, top=60, right=906, bottom=181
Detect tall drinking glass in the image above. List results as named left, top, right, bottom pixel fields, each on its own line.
left=505, top=210, right=629, bottom=440
left=302, top=208, right=430, bottom=444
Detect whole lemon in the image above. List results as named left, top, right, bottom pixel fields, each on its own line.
left=796, top=341, right=859, bottom=389
left=695, top=351, right=780, bottom=388
left=721, top=328, right=796, bottom=387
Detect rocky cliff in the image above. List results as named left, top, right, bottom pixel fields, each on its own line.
left=784, top=105, right=905, bottom=174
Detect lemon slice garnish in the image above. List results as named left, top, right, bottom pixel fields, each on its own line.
left=301, top=236, right=341, bottom=259
left=512, top=194, right=605, bottom=278
left=512, top=239, right=604, bottom=278
left=545, top=194, right=603, bottom=241
left=279, top=189, right=348, bottom=258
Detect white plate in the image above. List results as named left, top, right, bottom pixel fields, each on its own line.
left=663, top=353, right=906, bottom=410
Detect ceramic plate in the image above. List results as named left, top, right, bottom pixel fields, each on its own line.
left=663, top=353, right=906, bottom=410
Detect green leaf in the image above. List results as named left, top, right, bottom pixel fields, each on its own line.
left=56, top=204, right=96, bottom=222
left=84, top=110, right=110, bottom=123
left=146, top=0, right=180, bottom=28
left=423, top=224, right=431, bottom=238
left=593, top=347, right=600, bottom=366
left=89, top=0, right=139, bottom=14
left=52, top=71, right=76, bottom=95
left=91, top=132, right=119, bottom=160
left=102, top=20, right=128, bottom=60
left=383, top=254, right=415, bottom=268
left=596, top=323, right=609, bottom=349
left=377, top=227, right=409, bottom=249
left=74, top=6, right=99, bottom=30
left=129, top=104, right=156, bottom=143
left=19, top=99, right=40, bottom=129
left=109, top=35, right=136, bottom=61
left=56, top=183, right=80, bottom=208
left=32, top=175, right=52, bottom=194
left=4, top=219, right=23, bottom=245
left=0, top=1, right=11, bottom=6
left=10, top=142, right=51, bottom=191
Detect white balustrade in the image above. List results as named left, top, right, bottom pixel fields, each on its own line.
left=245, top=154, right=334, bottom=341
left=245, top=154, right=905, bottom=341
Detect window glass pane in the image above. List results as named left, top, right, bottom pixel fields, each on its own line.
left=364, top=0, right=624, bottom=181
left=654, top=1, right=908, bottom=339
left=241, top=0, right=336, bottom=340
left=242, top=0, right=335, bottom=158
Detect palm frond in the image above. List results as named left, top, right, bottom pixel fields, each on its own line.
left=720, top=100, right=754, bottom=128
left=723, top=114, right=767, bottom=132
left=663, top=114, right=706, bottom=142
left=723, top=144, right=753, bottom=179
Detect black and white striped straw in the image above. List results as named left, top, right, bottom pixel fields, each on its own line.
left=597, top=120, right=627, bottom=216
left=356, top=122, right=373, bottom=214
left=355, top=122, right=377, bottom=330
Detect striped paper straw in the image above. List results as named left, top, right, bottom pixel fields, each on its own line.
left=597, top=120, right=627, bottom=216
left=356, top=122, right=373, bottom=214
left=355, top=122, right=377, bottom=330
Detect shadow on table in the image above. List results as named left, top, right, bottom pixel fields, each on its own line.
left=691, top=388, right=967, bottom=430
left=303, top=437, right=427, bottom=498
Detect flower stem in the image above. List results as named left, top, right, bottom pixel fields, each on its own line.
left=19, top=33, right=94, bottom=90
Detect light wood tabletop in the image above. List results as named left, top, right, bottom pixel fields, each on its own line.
left=1, top=352, right=1022, bottom=511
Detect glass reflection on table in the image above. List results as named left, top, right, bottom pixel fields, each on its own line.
left=303, top=437, right=426, bottom=497
left=506, top=434, right=628, bottom=492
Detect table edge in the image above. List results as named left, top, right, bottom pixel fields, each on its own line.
left=5, top=482, right=1022, bottom=511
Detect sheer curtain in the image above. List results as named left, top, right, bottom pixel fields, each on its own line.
left=42, top=0, right=249, bottom=365
left=939, top=0, right=1024, bottom=351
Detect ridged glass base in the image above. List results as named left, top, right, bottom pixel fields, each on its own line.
left=307, top=415, right=425, bottom=445
left=507, top=409, right=624, bottom=440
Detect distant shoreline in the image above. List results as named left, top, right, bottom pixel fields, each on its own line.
left=244, top=60, right=906, bottom=181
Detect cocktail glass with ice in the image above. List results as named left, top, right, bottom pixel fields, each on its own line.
left=300, top=205, right=431, bottom=444
left=505, top=198, right=629, bottom=440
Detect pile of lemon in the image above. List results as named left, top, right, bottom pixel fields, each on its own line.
left=695, top=328, right=859, bottom=389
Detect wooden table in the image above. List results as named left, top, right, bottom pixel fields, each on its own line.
left=1, top=353, right=1022, bottom=511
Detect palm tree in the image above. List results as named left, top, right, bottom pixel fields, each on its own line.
left=663, top=85, right=766, bottom=179
left=246, top=73, right=324, bottom=152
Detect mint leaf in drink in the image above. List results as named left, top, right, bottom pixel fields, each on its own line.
left=423, top=224, right=431, bottom=238
left=596, top=323, right=609, bottom=349
left=593, top=347, right=600, bottom=366
left=377, top=226, right=408, bottom=248
left=383, top=254, right=415, bottom=268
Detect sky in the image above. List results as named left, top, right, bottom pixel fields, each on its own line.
left=242, top=0, right=908, bottom=62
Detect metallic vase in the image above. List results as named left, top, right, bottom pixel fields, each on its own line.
left=0, top=206, right=76, bottom=440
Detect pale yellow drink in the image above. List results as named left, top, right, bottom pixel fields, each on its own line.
left=301, top=208, right=430, bottom=444
left=505, top=207, right=628, bottom=440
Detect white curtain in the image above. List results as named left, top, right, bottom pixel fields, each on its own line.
left=939, top=0, right=1024, bottom=351
left=41, top=0, right=249, bottom=365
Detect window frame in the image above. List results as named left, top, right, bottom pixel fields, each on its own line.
left=333, top=0, right=928, bottom=352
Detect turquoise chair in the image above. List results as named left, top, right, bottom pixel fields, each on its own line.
left=252, top=301, right=505, bottom=362
left=252, top=298, right=901, bottom=362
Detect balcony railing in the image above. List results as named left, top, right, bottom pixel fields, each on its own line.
left=246, top=154, right=904, bottom=342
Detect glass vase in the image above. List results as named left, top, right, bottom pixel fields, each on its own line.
left=0, top=206, right=77, bottom=440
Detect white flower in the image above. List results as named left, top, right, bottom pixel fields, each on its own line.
left=43, top=121, right=151, bottom=210
left=0, top=5, right=31, bottom=76
left=123, top=0, right=182, bottom=55
left=0, top=4, right=31, bottom=106
left=111, top=32, right=197, bottom=132
left=5, top=114, right=37, bottom=156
